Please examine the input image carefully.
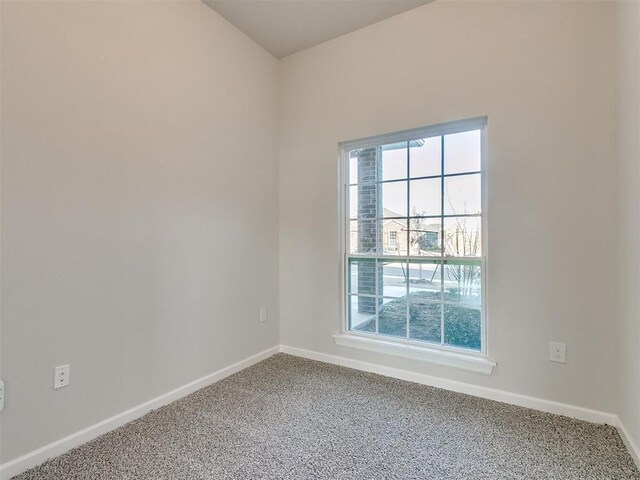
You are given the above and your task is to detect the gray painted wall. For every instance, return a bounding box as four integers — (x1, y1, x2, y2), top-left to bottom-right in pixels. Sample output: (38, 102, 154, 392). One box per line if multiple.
(0, 0, 279, 463)
(616, 0, 640, 460)
(278, 0, 618, 413)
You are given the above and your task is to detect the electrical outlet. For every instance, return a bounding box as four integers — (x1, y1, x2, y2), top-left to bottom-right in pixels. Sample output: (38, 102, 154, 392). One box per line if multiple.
(260, 307, 267, 323)
(54, 364, 70, 390)
(0, 379, 4, 412)
(549, 342, 566, 364)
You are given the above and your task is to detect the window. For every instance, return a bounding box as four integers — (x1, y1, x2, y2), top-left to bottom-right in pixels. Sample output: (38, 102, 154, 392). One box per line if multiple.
(341, 118, 487, 358)
(388, 230, 398, 247)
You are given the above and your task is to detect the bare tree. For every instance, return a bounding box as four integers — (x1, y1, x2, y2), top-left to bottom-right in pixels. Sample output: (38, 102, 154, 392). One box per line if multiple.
(443, 193, 481, 301)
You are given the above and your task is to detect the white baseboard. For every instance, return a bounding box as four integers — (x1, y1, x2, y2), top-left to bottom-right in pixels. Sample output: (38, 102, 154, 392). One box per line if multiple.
(279, 345, 618, 426)
(0, 345, 280, 480)
(616, 418, 640, 470)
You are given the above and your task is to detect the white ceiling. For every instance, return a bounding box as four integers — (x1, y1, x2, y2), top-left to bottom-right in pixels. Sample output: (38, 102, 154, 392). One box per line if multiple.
(202, 0, 432, 58)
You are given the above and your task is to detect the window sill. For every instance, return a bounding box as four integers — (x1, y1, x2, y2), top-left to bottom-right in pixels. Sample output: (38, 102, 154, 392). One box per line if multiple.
(333, 334, 496, 375)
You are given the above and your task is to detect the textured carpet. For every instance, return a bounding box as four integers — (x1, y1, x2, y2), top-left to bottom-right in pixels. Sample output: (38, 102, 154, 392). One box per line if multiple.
(14, 354, 640, 479)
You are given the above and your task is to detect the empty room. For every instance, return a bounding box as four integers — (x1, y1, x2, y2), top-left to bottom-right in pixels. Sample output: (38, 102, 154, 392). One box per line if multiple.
(0, 0, 639, 478)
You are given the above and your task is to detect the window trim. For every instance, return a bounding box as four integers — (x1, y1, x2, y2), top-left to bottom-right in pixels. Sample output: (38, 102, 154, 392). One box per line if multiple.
(332, 333, 495, 375)
(337, 117, 493, 374)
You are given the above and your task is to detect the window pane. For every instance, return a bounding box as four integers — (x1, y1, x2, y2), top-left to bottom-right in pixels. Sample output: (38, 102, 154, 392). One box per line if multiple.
(346, 124, 483, 352)
(382, 181, 407, 217)
(382, 219, 407, 256)
(409, 178, 441, 217)
(444, 130, 481, 174)
(348, 258, 376, 296)
(349, 147, 378, 184)
(348, 150, 358, 184)
(408, 260, 441, 302)
(443, 217, 481, 257)
(380, 142, 407, 181)
(349, 219, 380, 255)
(380, 261, 407, 298)
(409, 219, 441, 256)
(444, 173, 481, 216)
(409, 302, 441, 343)
(410, 136, 441, 178)
(349, 185, 358, 219)
(443, 259, 481, 306)
(379, 297, 407, 338)
(349, 295, 376, 333)
(444, 304, 481, 350)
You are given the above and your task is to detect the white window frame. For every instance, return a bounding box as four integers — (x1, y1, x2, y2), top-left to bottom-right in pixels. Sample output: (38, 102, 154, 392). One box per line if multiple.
(336, 117, 495, 375)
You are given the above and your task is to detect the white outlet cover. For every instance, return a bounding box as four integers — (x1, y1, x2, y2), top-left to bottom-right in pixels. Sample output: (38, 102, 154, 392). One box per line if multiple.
(260, 307, 267, 323)
(54, 364, 70, 390)
(549, 342, 566, 364)
(0, 379, 4, 412)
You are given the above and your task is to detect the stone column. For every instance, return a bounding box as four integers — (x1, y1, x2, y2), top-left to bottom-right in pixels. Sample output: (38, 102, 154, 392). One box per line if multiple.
(356, 147, 383, 314)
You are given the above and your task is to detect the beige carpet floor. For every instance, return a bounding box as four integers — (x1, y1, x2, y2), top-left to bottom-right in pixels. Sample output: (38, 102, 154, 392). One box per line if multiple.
(14, 353, 640, 479)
